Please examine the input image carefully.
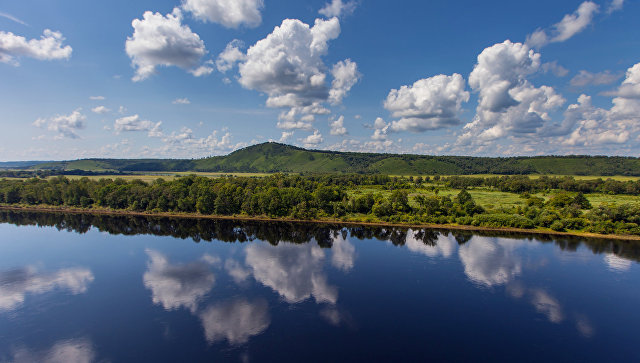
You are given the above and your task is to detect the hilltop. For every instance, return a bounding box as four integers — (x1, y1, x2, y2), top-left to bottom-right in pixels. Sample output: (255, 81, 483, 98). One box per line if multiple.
(25, 142, 640, 175)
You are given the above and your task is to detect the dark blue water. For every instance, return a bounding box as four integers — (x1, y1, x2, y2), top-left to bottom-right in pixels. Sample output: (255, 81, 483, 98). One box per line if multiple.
(0, 211, 639, 362)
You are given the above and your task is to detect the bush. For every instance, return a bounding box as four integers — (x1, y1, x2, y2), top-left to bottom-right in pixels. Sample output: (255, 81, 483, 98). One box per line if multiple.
(550, 220, 565, 231)
(563, 218, 588, 230)
(455, 216, 474, 225)
(526, 196, 545, 208)
(572, 192, 592, 209)
(546, 192, 574, 208)
(535, 210, 561, 228)
(472, 214, 535, 229)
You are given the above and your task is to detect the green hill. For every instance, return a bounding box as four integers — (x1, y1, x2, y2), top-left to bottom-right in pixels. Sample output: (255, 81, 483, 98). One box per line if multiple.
(29, 142, 640, 176)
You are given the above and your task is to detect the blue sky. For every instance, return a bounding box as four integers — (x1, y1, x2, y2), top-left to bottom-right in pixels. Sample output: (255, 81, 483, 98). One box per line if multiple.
(0, 0, 638, 161)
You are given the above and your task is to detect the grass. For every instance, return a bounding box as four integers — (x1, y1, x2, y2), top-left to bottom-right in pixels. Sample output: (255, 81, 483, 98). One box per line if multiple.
(346, 184, 639, 211)
(45, 172, 271, 182)
(390, 174, 640, 181)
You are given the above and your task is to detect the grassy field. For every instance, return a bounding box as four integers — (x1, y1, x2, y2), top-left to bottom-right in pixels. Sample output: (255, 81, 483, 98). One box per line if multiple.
(390, 174, 640, 181)
(14, 172, 637, 183)
(347, 184, 639, 211)
(42, 172, 271, 182)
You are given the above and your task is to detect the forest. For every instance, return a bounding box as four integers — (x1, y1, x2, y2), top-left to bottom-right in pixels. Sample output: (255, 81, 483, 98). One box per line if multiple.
(27, 142, 640, 175)
(1, 173, 639, 237)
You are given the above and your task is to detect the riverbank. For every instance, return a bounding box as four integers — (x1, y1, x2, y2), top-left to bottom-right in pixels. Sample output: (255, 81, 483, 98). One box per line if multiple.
(3, 204, 640, 242)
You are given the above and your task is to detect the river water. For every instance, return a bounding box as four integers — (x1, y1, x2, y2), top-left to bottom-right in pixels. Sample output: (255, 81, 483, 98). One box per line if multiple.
(0, 211, 638, 362)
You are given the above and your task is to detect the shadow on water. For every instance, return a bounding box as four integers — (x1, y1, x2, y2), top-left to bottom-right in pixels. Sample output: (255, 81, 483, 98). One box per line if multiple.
(1, 210, 639, 262)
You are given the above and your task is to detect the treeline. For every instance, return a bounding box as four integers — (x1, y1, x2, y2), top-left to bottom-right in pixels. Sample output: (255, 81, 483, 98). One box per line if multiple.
(444, 175, 640, 195)
(0, 169, 130, 179)
(1, 174, 639, 236)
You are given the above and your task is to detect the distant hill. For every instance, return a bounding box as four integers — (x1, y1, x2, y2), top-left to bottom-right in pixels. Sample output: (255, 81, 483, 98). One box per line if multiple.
(0, 161, 54, 169)
(27, 142, 640, 176)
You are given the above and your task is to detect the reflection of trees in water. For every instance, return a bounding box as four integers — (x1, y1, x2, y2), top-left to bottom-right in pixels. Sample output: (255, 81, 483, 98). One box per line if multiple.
(1, 210, 638, 262)
(405, 230, 457, 258)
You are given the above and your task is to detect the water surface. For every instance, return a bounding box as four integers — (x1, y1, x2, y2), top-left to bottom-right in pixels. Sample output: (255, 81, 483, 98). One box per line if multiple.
(0, 211, 638, 362)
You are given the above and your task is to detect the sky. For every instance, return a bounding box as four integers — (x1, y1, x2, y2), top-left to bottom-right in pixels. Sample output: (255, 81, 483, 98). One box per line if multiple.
(0, 0, 639, 161)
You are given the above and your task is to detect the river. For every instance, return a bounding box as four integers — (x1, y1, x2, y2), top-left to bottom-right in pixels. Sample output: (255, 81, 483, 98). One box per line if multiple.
(0, 211, 638, 362)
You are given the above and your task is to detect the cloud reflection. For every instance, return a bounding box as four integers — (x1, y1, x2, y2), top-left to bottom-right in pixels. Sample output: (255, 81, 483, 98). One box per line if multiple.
(0, 266, 94, 312)
(530, 289, 564, 323)
(603, 253, 632, 272)
(331, 233, 355, 271)
(10, 338, 96, 363)
(199, 298, 270, 345)
(245, 242, 338, 304)
(575, 314, 595, 337)
(405, 229, 457, 258)
(143, 249, 215, 312)
(224, 259, 251, 284)
(458, 238, 523, 287)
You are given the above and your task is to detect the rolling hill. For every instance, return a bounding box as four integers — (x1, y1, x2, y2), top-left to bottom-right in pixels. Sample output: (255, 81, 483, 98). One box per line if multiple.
(27, 142, 640, 175)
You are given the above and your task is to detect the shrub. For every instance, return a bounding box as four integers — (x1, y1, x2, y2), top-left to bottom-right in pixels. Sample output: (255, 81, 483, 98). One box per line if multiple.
(550, 220, 565, 231)
(472, 214, 535, 229)
(455, 216, 474, 225)
(563, 218, 588, 230)
(572, 192, 592, 209)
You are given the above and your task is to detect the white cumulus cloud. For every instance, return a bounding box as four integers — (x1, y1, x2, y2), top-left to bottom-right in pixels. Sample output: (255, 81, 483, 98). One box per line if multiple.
(554, 63, 640, 149)
(158, 127, 246, 157)
(301, 130, 324, 147)
(458, 41, 565, 147)
(329, 115, 347, 136)
(91, 105, 110, 114)
(329, 59, 360, 104)
(279, 131, 294, 143)
(0, 29, 72, 65)
(319, 0, 358, 18)
(238, 17, 341, 129)
(114, 114, 163, 137)
(216, 39, 245, 73)
(182, 0, 264, 28)
(33, 109, 87, 139)
(125, 8, 211, 81)
(385, 73, 469, 132)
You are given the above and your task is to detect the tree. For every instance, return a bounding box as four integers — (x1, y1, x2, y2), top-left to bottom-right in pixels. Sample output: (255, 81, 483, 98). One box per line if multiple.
(572, 192, 592, 209)
(455, 189, 473, 205)
(389, 190, 410, 213)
